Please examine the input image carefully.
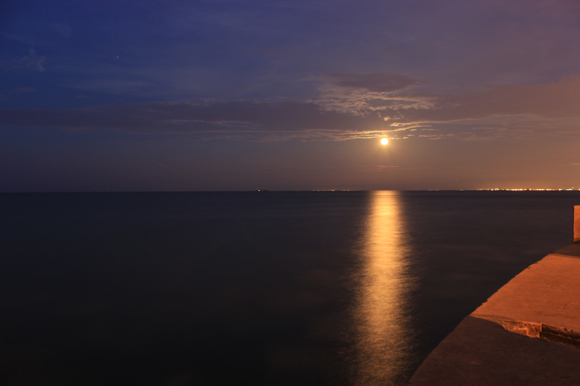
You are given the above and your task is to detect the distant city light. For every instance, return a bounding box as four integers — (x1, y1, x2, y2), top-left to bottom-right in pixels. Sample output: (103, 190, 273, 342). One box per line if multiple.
(477, 188, 580, 191)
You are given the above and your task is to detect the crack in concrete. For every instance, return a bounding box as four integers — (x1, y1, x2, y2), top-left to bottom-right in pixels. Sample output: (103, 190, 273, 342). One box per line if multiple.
(475, 315, 580, 349)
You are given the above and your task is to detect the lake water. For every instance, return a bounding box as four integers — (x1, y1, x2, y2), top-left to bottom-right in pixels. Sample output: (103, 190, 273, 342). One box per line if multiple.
(1, 191, 579, 385)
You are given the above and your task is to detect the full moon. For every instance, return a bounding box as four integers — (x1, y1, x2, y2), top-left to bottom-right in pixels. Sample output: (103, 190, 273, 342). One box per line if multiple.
(381, 138, 389, 145)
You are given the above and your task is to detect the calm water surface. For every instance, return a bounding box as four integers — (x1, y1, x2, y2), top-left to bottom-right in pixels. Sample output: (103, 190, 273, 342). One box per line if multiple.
(1, 191, 579, 385)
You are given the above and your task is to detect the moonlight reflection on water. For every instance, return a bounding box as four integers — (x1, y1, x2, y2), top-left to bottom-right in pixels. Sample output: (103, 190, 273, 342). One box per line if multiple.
(354, 190, 416, 385)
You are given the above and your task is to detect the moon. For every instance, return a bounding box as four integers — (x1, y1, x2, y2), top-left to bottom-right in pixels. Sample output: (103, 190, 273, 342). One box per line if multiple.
(381, 138, 389, 145)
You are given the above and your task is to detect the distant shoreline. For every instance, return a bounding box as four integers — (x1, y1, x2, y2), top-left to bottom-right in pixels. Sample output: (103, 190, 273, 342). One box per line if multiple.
(2, 189, 580, 194)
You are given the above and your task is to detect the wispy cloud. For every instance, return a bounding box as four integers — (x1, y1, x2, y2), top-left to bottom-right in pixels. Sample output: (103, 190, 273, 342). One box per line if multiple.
(322, 73, 429, 93)
(3, 74, 580, 142)
(387, 75, 580, 122)
(314, 74, 580, 140)
(0, 100, 392, 141)
(311, 73, 433, 116)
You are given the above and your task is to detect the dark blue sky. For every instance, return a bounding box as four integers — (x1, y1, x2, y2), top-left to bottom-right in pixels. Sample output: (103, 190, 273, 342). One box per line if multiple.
(2, 0, 580, 191)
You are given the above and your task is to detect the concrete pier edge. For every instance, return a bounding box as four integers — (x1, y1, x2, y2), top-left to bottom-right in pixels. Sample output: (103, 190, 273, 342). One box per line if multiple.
(409, 211, 580, 385)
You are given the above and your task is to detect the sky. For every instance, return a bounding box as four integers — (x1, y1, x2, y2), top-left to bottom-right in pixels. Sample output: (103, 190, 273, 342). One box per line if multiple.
(1, 0, 580, 191)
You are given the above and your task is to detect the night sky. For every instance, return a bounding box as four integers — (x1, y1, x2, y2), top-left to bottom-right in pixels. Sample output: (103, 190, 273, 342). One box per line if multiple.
(2, 0, 580, 191)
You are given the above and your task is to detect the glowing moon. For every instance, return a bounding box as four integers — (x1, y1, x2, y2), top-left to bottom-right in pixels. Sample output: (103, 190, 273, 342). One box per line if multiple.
(381, 138, 389, 145)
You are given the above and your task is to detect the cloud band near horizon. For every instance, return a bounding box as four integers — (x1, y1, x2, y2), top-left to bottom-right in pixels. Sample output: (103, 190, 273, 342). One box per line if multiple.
(2, 75, 580, 141)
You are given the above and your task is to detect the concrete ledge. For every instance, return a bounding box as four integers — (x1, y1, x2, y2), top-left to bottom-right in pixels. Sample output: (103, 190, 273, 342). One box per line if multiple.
(409, 244, 580, 385)
(472, 251, 580, 333)
(409, 316, 580, 385)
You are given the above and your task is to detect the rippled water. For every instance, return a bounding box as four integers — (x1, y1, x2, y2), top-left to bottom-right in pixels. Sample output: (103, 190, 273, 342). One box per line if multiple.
(352, 191, 415, 385)
(1, 191, 578, 385)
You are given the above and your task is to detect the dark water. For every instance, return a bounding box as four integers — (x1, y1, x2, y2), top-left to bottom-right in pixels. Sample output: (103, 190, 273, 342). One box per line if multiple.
(1, 191, 578, 385)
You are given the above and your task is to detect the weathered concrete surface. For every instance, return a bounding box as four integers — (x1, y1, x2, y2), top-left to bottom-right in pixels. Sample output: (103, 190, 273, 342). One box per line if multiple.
(409, 316, 580, 385)
(473, 252, 580, 335)
(409, 244, 580, 385)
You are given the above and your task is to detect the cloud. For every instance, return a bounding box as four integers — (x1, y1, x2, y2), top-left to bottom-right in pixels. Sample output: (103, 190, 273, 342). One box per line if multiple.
(313, 74, 580, 140)
(0, 100, 392, 141)
(2, 74, 580, 142)
(351, 75, 580, 140)
(324, 73, 429, 93)
(315, 73, 580, 124)
(311, 73, 433, 116)
(385, 75, 580, 123)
